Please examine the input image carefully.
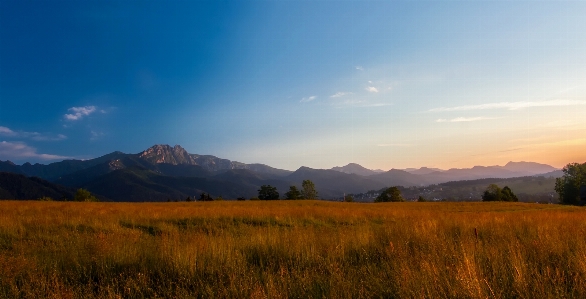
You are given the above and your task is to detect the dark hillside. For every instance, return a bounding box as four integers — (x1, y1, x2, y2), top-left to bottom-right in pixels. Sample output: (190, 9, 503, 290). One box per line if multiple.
(82, 167, 265, 201)
(0, 172, 74, 200)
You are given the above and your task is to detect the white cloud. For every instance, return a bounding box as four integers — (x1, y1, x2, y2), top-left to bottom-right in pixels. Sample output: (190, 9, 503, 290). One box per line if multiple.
(0, 141, 70, 161)
(365, 86, 379, 93)
(356, 66, 364, 71)
(428, 99, 586, 112)
(300, 96, 317, 103)
(0, 126, 16, 136)
(64, 106, 97, 121)
(436, 117, 497, 123)
(330, 92, 351, 98)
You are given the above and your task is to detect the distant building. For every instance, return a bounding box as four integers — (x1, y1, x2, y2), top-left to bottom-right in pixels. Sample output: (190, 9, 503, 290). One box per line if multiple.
(580, 185, 586, 202)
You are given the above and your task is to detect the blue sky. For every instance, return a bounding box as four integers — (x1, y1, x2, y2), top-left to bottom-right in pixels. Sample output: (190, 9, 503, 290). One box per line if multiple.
(1, 1, 586, 170)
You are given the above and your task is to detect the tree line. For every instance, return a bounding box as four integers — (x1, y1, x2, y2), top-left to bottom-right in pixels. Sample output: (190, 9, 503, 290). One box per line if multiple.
(36, 162, 586, 204)
(257, 180, 318, 200)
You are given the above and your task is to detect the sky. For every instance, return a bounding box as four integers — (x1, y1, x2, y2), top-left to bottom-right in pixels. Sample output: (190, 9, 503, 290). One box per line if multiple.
(1, 0, 586, 171)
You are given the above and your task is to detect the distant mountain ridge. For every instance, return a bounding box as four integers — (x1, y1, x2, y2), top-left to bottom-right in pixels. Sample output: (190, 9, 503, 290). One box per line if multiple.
(330, 161, 558, 185)
(0, 144, 562, 202)
(331, 163, 380, 176)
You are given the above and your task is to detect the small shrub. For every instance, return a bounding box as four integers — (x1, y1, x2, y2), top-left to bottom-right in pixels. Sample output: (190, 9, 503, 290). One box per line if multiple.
(74, 189, 99, 202)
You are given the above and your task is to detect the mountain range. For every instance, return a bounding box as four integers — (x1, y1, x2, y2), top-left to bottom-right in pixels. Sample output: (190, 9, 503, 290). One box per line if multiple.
(0, 144, 560, 201)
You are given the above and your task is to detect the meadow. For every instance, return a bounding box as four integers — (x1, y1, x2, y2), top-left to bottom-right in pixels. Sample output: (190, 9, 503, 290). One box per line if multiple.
(0, 200, 585, 298)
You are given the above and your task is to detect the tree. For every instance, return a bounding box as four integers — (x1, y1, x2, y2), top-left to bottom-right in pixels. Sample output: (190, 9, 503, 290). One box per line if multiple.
(500, 186, 518, 202)
(199, 193, 213, 201)
(74, 188, 98, 202)
(555, 162, 586, 205)
(482, 184, 502, 201)
(482, 184, 518, 202)
(258, 185, 279, 200)
(375, 187, 404, 202)
(344, 194, 354, 202)
(285, 186, 302, 200)
(417, 196, 427, 202)
(301, 180, 318, 199)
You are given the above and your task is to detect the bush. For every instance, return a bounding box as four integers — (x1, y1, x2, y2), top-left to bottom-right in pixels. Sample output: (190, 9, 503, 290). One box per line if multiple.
(375, 187, 404, 202)
(258, 185, 279, 200)
(74, 189, 99, 202)
(285, 186, 302, 200)
(482, 184, 518, 202)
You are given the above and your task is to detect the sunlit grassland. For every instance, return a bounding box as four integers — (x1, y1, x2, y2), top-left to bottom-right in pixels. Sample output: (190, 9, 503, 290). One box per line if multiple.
(0, 200, 585, 298)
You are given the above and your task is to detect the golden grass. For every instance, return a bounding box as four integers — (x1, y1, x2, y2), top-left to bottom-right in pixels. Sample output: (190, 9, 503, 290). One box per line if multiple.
(0, 200, 585, 298)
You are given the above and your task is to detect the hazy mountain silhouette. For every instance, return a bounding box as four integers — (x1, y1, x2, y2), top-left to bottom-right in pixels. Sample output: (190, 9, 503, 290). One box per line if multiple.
(287, 167, 386, 197)
(403, 167, 444, 175)
(331, 161, 559, 185)
(330, 163, 379, 176)
(369, 169, 432, 187)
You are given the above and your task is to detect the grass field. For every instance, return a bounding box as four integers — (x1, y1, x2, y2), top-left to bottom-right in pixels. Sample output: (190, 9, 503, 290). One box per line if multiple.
(1, 200, 585, 298)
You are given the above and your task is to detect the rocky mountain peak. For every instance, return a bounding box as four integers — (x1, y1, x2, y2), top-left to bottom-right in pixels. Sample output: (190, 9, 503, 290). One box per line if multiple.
(139, 144, 196, 165)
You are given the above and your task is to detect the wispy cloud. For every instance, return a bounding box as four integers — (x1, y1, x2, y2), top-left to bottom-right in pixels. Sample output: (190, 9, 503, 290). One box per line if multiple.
(361, 103, 392, 107)
(28, 133, 68, 141)
(0, 126, 67, 141)
(64, 106, 97, 121)
(0, 141, 70, 161)
(0, 126, 16, 136)
(436, 117, 498, 123)
(428, 99, 586, 112)
(365, 86, 379, 93)
(355, 66, 364, 71)
(333, 100, 392, 108)
(90, 131, 105, 141)
(377, 143, 413, 147)
(330, 92, 351, 98)
(499, 147, 524, 153)
(300, 96, 317, 103)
